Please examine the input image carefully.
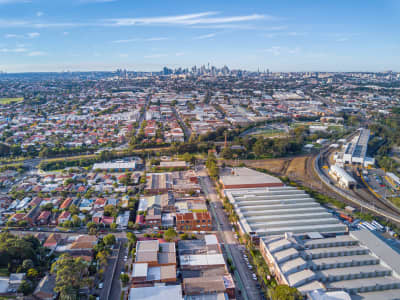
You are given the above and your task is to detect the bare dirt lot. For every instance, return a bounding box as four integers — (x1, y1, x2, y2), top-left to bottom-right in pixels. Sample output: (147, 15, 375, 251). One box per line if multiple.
(225, 156, 310, 178)
(224, 155, 327, 192)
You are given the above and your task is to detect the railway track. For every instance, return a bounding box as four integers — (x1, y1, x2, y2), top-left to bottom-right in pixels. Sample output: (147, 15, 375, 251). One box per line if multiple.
(314, 151, 400, 225)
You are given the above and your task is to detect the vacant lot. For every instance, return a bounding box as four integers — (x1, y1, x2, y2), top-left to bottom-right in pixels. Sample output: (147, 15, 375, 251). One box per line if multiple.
(0, 97, 24, 104)
(224, 155, 320, 186)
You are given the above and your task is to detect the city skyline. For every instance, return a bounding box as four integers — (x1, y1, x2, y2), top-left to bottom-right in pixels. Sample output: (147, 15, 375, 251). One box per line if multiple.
(0, 0, 400, 72)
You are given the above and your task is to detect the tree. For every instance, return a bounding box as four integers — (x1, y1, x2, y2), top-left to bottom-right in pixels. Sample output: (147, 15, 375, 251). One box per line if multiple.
(41, 203, 53, 211)
(89, 227, 97, 235)
(269, 285, 302, 300)
(51, 254, 90, 300)
(110, 223, 117, 231)
(96, 251, 108, 267)
(27, 268, 39, 279)
(221, 147, 233, 159)
(179, 233, 189, 240)
(104, 205, 118, 217)
(18, 280, 34, 295)
(126, 232, 137, 244)
(22, 259, 34, 271)
(163, 228, 177, 242)
(69, 204, 79, 215)
(86, 222, 97, 230)
(253, 138, 266, 157)
(72, 215, 81, 227)
(120, 273, 129, 286)
(103, 234, 116, 246)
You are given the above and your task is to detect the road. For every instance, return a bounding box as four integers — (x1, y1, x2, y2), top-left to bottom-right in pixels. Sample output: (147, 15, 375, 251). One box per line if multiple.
(172, 106, 191, 141)
(135, 94, 152, 137)
(198, 167, 263, 300)
(108, 238, 127, 300)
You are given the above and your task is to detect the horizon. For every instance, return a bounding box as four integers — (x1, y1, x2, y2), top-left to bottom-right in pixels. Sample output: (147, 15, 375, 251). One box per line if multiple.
(0, 67, 398, 74)
(0, 0, 399, 72)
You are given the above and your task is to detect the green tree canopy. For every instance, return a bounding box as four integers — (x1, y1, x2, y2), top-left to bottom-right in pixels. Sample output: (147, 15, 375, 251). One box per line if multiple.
(269, 284, 302, 300)
(163, 228, 177, 242)
(51, 254, 90, 300)
(103, 234, 116, 246)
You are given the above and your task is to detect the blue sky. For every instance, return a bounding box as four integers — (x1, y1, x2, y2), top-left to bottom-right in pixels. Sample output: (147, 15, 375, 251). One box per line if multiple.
(0, 0, 399, 72)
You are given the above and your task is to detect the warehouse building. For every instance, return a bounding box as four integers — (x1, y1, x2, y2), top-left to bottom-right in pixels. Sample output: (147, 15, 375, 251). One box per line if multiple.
(92, 160, 136, 172)
(219, 167, 284, 189)
(225, 186, 347, 237)
(338, 128, 375, 167)
(260, 230, 400, 298)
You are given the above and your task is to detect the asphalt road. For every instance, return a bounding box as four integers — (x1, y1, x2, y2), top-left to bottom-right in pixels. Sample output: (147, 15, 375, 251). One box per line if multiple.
(198, 167, 263, 300)
(172, 106, 192, 140)
(108, 239, 127, 300)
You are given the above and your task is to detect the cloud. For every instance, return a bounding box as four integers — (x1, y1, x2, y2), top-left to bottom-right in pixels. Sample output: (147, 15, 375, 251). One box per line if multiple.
(79, 0, 117, 3)
(0, 19, 84, 28)
(27, 32, 40, 38)
(336, 37, 349, 42)
(264, 46, 282, 56)
(4, 32, 40, 39)
(175, 52, 185, 56)
(0, 47, 27, 53)
(193, 33, 216, 40)
(5, 33, 21, 38)
(63, 31, 69, 35)
(262, 46, 301, 56)
(27, 51, 46, 56)
(36, 11, 44, 17)
(144, 54, 167, 58)
(263, 31, 307, 38)
(106, 12, 267, 27)
(0, 0, 30, 3)
(112, 37, 168, 43)
(0, 12, 272, 29)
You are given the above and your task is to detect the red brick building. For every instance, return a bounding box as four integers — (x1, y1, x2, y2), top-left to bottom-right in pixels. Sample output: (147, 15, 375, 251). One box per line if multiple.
(176, 212, 212, 231)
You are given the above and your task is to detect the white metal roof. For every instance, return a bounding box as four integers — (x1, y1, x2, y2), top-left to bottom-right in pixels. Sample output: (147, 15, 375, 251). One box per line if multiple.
(132, 263, 148, 278)
(129, 285, 183, 300)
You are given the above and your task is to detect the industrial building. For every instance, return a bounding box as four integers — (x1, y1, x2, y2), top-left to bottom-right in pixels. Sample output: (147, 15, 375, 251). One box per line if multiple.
(260, 230, 400, 298)
(92, 160, 136, 172)
(386, 172, 400, 190)
(336, 128, 375, 167)
(225, 186, 347, 237)
(128, 285, 183, 300)
(219, 167, 284, 190)
(329, 165, 356, 189)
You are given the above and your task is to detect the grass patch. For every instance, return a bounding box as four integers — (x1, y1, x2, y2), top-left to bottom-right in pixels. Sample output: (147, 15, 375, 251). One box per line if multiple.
(251, 129, 287, 138)
(389, 197, 400, 209)
(0, 267, 9, 276)
(0, 97, 23, 105)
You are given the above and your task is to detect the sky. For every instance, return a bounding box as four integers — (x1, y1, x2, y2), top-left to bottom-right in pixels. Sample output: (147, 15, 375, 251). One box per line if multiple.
(0, 0, 399, 72)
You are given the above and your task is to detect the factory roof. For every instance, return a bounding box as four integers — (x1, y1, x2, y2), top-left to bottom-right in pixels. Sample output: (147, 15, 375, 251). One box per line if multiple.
(132, 263, 148, 278)
(225, 186, 347, 236)
(129, 285, 183, 300)
(220, 167, 282, 187)
(261, 231, 400, 298)
(351, 229, 400, 276)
